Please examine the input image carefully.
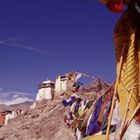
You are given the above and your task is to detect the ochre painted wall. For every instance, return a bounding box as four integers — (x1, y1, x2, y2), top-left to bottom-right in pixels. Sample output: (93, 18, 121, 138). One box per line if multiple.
(0, 113, 5, 125)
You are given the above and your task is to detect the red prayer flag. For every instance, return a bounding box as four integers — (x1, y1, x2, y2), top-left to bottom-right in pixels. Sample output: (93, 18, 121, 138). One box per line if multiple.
(106, 0, 123, 13)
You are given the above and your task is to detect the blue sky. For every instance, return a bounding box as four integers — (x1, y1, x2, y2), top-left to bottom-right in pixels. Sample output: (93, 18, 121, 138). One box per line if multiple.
(0, 0, 121, 104)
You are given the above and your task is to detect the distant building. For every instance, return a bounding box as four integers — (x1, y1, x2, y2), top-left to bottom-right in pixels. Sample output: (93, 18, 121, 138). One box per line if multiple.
(5, 109, 22, 125)
(35, 73, 76, 101)
(0, 109, 22, 126)
(36, 80, 55, 101)
(55, 75, 74, 95)
(0, 112, 6, 127)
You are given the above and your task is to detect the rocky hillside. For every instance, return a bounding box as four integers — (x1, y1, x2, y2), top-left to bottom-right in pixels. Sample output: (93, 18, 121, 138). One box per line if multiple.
(0, 79, 110, 140)
(0, 97, 74, 140)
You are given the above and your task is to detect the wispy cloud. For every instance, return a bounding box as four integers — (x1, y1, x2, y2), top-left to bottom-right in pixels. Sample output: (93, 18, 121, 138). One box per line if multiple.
(0, 97, 33, 106)
(0, 88, 33, 105)
(0, 37, 56, 56)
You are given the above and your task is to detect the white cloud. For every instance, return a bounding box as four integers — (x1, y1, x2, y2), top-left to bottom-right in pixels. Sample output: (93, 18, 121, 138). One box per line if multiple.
(0, 97, 33, 106)
(0, 89, 34, 105)
(13, 94, 20, 98)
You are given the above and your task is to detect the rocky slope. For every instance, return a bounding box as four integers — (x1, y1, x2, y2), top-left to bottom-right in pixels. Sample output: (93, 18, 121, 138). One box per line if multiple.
(0, 97, 74, 140)
(0, 79, 109, 140)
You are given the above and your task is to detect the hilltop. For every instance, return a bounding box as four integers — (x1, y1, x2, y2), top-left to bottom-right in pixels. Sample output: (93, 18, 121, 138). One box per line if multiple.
(0, 79, 109, 140)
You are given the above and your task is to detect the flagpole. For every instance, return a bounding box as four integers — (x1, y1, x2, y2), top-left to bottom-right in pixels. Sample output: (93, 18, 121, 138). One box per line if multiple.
(105, 46, 125, 140)
(118, 87, 135, 140)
